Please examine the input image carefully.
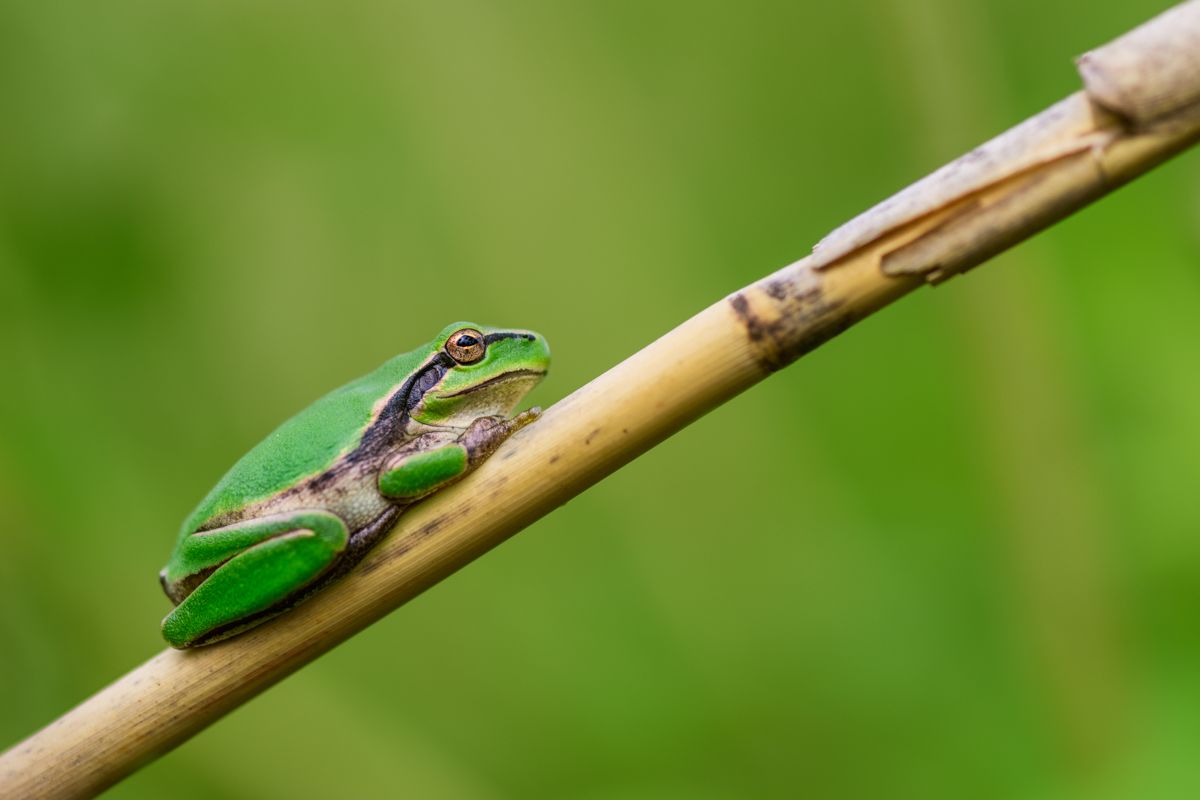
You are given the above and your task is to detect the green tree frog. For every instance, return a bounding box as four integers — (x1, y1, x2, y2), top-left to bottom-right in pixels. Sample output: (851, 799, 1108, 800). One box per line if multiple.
(159, 322, 550, 648)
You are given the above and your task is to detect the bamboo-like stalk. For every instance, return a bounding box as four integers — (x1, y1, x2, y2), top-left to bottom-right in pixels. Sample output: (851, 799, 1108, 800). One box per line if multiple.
(4, 3, 1200, 796)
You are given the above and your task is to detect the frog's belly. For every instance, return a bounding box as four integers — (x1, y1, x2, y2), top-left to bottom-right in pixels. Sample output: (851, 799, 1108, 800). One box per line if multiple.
(245, 467, 393, 533)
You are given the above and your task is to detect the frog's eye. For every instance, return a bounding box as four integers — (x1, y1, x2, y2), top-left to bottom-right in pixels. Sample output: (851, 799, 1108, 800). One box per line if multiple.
(445, 328, 486, 364)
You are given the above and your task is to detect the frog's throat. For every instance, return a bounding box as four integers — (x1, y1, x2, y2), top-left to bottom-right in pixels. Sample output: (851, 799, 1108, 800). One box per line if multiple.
(441, 369, 547, 398)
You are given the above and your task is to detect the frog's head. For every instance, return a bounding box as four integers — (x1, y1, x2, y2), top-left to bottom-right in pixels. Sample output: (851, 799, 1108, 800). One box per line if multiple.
(409, 321, 550, 428)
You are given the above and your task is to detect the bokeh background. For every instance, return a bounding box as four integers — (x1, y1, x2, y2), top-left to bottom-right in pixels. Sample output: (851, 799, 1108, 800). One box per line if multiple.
(3, 1, 1199, 797)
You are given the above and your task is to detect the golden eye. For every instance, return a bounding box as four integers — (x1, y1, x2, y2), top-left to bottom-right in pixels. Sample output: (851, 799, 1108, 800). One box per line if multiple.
(445, 328, 486, 364)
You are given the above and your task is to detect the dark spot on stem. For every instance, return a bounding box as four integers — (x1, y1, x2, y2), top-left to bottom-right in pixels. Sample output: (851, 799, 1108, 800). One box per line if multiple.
(418, 517, 444, 538)
(765, 279, 790, 301)
(728, 293, 761, 341)
(728, 274, 851, 372)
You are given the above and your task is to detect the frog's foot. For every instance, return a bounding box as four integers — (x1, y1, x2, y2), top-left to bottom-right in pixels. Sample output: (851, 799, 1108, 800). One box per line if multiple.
(161, 510, 349, 648)
(459, 407, 540, 462)
(378, 410, 541, 501)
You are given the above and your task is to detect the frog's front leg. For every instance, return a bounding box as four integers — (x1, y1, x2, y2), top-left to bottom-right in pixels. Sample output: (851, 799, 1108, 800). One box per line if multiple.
(378, 409, 540, 501)
(160, 510, 349, 648)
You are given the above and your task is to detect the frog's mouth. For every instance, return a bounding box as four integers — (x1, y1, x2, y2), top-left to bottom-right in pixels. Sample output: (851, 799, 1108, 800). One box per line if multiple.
(441, 368, 547, 398)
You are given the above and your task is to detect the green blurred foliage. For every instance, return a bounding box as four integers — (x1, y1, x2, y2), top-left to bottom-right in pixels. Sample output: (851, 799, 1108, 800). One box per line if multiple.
(2, 1, 1199, 797)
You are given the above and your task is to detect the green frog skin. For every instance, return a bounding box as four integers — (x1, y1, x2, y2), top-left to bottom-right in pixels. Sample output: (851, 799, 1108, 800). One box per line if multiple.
(159, 322, 550, 648)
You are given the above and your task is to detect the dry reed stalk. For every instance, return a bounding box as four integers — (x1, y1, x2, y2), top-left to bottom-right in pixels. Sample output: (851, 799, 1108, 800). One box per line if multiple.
(3, 2, 1199, 796)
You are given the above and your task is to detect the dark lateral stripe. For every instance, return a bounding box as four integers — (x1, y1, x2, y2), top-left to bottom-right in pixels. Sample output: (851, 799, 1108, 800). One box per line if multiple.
(483, 331, 535, 344)
(347, 351, 453, 464)
(346, 334, 531, 464)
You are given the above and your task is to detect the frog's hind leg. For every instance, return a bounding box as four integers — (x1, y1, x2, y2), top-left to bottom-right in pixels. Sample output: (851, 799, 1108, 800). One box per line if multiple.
(161, 510, 349, 648)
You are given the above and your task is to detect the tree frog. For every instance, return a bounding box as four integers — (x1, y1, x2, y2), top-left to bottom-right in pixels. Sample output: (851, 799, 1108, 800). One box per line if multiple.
(159, 322, 550, 648)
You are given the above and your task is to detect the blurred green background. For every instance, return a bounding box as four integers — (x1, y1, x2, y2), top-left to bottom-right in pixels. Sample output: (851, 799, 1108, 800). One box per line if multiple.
(2, 0, 1199, 797)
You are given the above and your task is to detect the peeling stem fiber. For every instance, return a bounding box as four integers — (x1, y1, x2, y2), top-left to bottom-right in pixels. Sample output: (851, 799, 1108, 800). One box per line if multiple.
(4, 2, 1200, 797)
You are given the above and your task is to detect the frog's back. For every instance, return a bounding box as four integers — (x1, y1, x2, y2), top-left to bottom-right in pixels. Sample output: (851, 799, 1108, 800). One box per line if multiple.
(179, 350, 425, 536)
